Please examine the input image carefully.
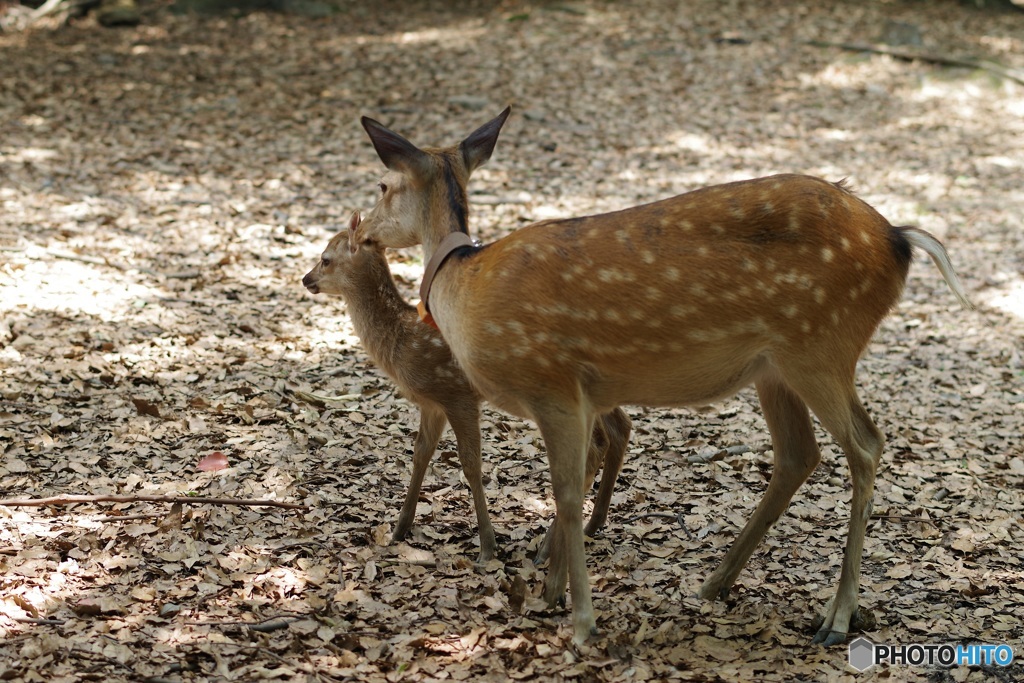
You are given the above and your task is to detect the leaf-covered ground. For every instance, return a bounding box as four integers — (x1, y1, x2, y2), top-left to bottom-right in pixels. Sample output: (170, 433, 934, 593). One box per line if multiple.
(1, 1, 1023, 680)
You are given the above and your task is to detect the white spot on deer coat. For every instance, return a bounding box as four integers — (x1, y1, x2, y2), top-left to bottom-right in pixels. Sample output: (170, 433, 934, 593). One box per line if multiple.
(671, 304, 696, 317)
(688, 328, 724, 342)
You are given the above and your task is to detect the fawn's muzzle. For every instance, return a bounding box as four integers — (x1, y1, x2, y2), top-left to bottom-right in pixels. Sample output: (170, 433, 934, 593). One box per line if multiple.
(302, 271, 319, 294)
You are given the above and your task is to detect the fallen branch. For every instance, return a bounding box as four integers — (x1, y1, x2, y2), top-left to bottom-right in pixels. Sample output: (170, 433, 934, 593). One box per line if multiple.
(13, 616, 67, 625)
(805, 40, 1024, 86)
(184, 615, 299, 632)
(0, 494, 307, 510)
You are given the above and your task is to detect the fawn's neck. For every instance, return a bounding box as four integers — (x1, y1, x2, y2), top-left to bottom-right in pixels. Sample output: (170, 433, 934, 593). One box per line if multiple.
(344, 257, 416, 371)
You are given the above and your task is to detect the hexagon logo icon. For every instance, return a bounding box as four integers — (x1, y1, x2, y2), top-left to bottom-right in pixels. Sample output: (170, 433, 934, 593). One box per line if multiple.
(849, 637, 876, 672)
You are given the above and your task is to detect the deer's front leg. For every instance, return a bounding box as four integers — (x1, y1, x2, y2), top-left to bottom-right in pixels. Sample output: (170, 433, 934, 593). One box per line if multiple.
(535, 403, 596, 644)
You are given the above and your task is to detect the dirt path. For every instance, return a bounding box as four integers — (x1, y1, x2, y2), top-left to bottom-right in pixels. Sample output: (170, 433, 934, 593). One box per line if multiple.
(1, 1, 1022, 680)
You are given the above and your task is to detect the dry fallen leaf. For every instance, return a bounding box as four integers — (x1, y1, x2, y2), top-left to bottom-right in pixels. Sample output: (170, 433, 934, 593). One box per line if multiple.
(196, 451, 229, 472)
(131, 397, 161, 419)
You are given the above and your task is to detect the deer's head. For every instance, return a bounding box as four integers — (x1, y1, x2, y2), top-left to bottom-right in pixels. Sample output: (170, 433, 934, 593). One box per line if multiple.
(350, 107, 511, 253)
(304, 211, 385, 297)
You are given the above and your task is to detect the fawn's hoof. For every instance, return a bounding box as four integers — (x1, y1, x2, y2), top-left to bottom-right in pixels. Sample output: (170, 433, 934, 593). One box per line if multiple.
(697, 581, 729, 601)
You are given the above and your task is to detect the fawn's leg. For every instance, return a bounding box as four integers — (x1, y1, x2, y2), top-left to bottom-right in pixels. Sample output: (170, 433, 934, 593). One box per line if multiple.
(394, 405, 446, 543)
(445, 400, 497, 563)
(699, 373, 821, 600)
(535, 402, 596, 644)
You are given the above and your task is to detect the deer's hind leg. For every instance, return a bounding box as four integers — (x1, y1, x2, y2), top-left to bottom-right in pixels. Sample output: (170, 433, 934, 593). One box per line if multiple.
(699, 372, 822, 600)
(534, 407, 631, 563)
(794, 381, 883, 645)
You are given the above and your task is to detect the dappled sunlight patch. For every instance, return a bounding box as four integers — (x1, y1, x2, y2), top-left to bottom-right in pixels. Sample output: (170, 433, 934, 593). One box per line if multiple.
(390, 24, 487, 47)
(2, 255, 158, 320)
(986, 277, 1024, 321)
(1, 145, 60, 162)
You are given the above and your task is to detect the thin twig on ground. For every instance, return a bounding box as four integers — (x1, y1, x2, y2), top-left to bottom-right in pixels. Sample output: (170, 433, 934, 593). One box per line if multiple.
(13, 617, 67, 625)
(0, 494, 307, 510)
(805, 40, 1024, 85)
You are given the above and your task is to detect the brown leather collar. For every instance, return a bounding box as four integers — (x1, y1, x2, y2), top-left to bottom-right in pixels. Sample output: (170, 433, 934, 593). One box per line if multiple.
(419, 231, 475, 318)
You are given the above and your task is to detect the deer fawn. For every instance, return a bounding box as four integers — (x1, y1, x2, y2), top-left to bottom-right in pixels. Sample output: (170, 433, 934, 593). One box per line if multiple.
(303, 210, 632, 563)
(347, 107, 972, 646)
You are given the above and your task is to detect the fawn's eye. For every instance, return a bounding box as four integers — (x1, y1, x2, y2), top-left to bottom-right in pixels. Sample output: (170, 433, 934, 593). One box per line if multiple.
(321, 257, 331, 267)
(378, 182, 388, 195)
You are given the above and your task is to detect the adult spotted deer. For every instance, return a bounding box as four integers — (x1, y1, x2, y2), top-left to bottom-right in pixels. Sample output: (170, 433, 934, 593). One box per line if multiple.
(349, 107, 971, 645)
(303, 211, 631, 563)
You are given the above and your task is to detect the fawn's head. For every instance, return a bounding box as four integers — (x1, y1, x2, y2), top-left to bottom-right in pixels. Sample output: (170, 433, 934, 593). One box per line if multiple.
(303, 211, 385, 297)
(351, 107, 511, 252)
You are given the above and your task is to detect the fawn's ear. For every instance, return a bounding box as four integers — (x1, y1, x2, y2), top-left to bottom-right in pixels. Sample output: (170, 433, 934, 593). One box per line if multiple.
(361, 116, 432, 177)
(460, 106, 511, 175)
(347, 210, 362, 254)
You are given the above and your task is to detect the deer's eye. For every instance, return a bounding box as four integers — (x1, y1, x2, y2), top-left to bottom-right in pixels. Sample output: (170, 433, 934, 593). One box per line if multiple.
(321, 257, 331, 267)
(378, 182, 388, 195)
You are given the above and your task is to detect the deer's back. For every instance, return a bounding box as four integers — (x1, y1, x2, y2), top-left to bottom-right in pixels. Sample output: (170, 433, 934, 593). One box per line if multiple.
(430, 175, 912, 414)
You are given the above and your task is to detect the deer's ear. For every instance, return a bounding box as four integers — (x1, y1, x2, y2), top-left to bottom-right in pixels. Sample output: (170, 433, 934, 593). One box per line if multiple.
(361, 117, 432, 177)
(347, 210, 361, 232)
(459, 106, 511, 175)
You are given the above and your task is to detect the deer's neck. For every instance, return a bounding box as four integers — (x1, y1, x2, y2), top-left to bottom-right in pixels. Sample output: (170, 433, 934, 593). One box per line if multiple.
(422, 153, 472, 261)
